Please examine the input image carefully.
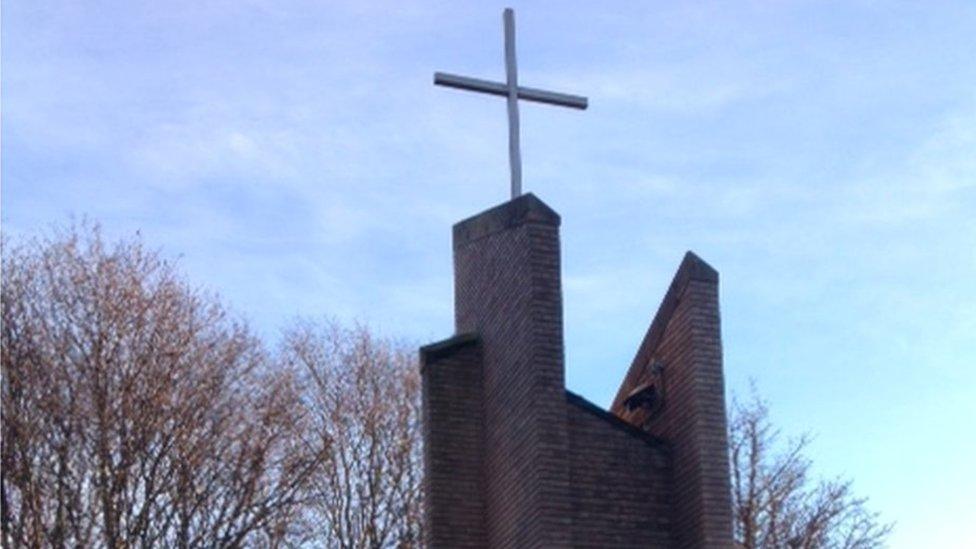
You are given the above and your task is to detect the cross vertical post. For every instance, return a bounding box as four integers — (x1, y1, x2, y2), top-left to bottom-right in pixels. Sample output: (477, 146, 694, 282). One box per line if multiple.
(434, 8, 588, 200)
(503, 8, 522, 198)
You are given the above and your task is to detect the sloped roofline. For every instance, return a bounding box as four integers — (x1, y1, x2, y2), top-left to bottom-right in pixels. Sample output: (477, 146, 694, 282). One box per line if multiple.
(566, 390, 667, 449)
(609, 251, 718, 413)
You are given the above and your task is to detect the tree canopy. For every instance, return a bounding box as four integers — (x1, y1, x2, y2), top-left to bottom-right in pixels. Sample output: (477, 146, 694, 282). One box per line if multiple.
(2, 225, 888, 548)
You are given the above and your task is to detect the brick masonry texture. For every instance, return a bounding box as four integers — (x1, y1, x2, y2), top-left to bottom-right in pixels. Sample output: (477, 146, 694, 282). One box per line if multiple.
(420, 194, 733, 548)
(453, 194, 572, 548)
(566, 391, 674, 548)
(612, 253, 734, 548)
(421, 334, 487, 548)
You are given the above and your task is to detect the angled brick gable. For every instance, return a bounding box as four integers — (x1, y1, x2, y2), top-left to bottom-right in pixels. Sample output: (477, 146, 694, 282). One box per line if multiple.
(612, 252, 733, 548)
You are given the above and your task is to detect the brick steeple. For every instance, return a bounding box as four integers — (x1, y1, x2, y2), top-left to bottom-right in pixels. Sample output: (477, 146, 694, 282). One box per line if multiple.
(421, 195, 733, 548)
(423, 193, 570, 548)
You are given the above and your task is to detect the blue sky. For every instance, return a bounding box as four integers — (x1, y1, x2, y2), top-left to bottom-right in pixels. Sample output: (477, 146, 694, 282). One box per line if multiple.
(3, 1, 975, 546)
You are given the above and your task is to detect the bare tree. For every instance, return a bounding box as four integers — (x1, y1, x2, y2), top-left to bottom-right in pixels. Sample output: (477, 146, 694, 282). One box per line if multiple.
(281, 321, 423, 549)
(5, 223, 893, 549)
(1, 225, 325, 548)
(730, 391, 892, 549)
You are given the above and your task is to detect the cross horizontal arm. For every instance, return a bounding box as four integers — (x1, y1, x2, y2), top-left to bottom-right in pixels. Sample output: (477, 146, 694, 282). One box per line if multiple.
(434, 72, 588, 110)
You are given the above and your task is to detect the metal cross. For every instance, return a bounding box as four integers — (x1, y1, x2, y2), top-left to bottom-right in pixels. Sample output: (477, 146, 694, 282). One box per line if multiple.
(435, 8, 588, 199)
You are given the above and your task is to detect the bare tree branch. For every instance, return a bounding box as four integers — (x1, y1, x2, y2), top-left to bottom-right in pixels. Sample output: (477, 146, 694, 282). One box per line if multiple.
(730, 389, 893, 549)
(282, 321, 424, 548)
(1, 225, 325, 548)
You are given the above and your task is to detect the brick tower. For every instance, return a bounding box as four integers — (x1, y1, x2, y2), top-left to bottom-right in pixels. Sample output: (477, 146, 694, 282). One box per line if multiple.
(421, 194, 733, 548)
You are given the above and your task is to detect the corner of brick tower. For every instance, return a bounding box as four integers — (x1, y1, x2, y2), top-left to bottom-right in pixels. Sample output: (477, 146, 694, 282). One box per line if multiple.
(611, 251, 734, 548)
(425, 193, 571, 548)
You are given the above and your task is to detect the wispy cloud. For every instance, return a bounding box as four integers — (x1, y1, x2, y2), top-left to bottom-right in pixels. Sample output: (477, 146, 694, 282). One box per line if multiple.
(4, 3, 976, 546)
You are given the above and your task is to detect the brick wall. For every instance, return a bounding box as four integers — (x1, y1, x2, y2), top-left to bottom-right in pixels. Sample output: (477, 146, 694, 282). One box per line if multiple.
(612, 253, 734, 548)
(452, 194, 573, 548)
(420, 334, 487, 548)
(565, 392, 675, 548)
(421, 195, 733, 549)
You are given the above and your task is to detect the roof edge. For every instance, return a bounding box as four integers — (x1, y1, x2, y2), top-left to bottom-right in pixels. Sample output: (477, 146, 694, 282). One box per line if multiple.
(453, 193, 560, 248)
(566, 390, 667, 449)
(419, 333, 480, 370)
